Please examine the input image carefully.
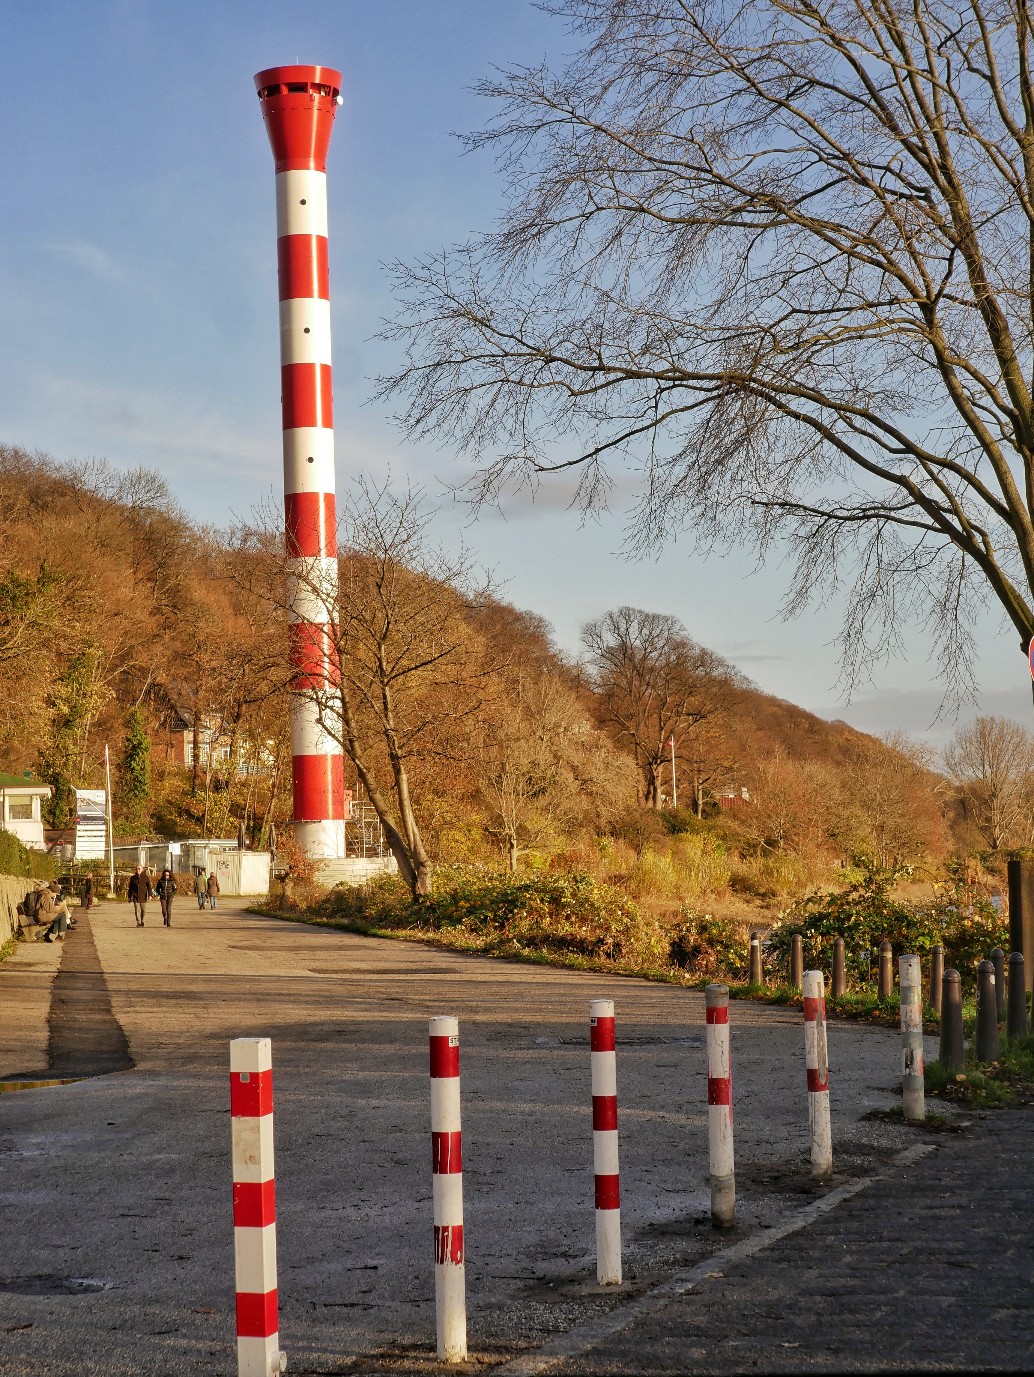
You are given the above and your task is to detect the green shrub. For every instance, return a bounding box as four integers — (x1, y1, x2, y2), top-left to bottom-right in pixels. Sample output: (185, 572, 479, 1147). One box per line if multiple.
(0, 828, 57, 880)
(318, 864, 665, 965)
(667, 911, 749, 978)
(770, 863, 1007, 989)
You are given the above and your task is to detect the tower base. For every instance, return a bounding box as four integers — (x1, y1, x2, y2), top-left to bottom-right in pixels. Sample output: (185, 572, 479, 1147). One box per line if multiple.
(294, 819, 346, 860)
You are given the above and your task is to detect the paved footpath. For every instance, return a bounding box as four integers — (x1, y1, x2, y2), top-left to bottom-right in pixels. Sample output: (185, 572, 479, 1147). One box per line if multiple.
(0, 895, 1019, 1374)
(522, 1109, 1034, 1374)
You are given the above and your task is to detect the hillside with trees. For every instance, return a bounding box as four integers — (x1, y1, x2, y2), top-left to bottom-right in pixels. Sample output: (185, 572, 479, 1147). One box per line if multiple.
(1, 442, 1023, 926)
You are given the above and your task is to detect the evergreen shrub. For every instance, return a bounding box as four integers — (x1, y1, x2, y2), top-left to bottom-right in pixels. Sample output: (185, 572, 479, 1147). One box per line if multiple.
(0, 828, 57, 880)
(769, 862, 1007, 989)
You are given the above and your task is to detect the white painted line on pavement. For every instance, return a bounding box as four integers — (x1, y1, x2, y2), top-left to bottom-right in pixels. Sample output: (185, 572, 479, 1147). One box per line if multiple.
(494, 1142, 936, 1376)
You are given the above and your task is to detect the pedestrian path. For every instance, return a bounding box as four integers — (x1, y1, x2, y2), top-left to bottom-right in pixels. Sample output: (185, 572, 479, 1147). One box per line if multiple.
(550, 1109, 1034, 1373)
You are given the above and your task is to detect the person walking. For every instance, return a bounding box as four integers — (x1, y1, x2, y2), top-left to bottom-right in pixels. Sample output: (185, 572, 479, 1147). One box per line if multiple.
(82, 875, 94, 911)
(127, 864, 153, 927)
(156, 868, 177, 927)
(194, 870, 207, 910)
(206, 871, 220, 910)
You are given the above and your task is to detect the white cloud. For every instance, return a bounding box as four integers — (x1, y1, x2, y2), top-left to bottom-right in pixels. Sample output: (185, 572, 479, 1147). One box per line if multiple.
(32, 372, 277, 476)
(46, 240, 128, 286)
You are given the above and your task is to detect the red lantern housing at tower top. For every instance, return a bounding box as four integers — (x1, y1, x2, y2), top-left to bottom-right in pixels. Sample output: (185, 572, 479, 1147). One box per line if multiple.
(255, 66, 342, 171)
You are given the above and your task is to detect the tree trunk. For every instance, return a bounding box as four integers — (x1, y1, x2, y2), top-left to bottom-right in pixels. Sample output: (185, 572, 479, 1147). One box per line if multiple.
(507, 834, 518, 872)
(191, 714, 201, 796)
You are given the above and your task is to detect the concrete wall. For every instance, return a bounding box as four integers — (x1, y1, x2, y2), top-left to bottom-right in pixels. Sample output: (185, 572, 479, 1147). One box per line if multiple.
(0, 874, 34, 945)
(317, 856, 398, 888)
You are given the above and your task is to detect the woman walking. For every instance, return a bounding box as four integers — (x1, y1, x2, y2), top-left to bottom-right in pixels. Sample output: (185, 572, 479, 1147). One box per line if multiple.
(206, 871, 220, 910)
(156, 868, 177, 927)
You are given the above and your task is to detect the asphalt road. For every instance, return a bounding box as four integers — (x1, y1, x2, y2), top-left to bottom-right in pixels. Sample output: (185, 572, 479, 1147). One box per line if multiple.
(0, 895, 936, 1375)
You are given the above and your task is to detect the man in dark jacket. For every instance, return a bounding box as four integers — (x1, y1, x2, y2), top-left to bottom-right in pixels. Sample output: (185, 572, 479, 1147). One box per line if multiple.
(127, 865, 153, 926)
(155, 868, 177, 927)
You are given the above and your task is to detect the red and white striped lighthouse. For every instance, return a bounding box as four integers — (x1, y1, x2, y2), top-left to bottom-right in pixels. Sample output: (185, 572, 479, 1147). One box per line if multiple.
(255, 64, 346, 859)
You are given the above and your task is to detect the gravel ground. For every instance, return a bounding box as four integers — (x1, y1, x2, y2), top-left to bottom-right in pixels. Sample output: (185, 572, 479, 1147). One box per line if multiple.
(0, 896, 936, 1375)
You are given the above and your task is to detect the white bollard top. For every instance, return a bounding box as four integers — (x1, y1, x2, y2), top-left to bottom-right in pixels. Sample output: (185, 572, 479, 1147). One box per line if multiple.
(429, 1015, 459, 1038)
(230, 1037, 272, 1074)
(590, 999, 615, 1020)
(802, 969, 825, 1001)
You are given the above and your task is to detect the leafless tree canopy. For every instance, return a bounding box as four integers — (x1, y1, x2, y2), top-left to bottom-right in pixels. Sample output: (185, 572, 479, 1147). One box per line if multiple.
(945, 712, 1034, 847)
(380, 0, 1034, 698)
(582, 605, 746, 804)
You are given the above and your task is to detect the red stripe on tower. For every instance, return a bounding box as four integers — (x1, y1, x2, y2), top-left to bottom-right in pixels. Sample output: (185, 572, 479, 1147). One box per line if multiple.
(256, 64, 346, 860)
(230, 1038, 283, 1377)
(278, 235, 330, 301)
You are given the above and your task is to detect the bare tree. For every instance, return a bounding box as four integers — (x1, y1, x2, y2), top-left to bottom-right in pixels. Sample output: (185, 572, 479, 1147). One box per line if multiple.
(582, 606, 744, 806)
(380, 0, 1034, 699)
(831, 732, 949, 866)
(477, 666, 634, 868)
(945, 715, 1034, 850)
(235, 483, 495, 899)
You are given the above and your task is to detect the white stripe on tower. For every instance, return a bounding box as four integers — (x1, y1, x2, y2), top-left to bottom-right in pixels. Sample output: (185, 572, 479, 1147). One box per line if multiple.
(255, 65, 346, 860)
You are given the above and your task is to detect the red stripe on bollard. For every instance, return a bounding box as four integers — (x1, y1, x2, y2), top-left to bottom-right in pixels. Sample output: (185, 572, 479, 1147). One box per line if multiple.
(432, 1130, 463, 1173)
(707, 1076, 731, 1106)
(594, 1174, 621, 1210)
(430, 1036, 460, 1078)
(235, 1290, 279, 1338)
(232, 1180, 277, 1230)
(230, 1070, 274, 1118)
(433, 1223, 465, 1265)
(592, 1095, 618, 1131)
(705, 1004, 729, 1025)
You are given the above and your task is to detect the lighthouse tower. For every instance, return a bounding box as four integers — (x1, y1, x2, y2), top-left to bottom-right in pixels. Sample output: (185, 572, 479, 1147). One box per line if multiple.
(255, 65, 346, 859)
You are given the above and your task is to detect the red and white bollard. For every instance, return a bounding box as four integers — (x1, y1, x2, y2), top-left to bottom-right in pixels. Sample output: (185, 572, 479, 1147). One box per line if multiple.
(429, 1016, 467, 1362)
(230, 1037, 285, 1377)
(803, 970, 833, 1181)
(590, 999, 621, 1285)
(705, 984, 736, 1228)
(899, 954, 926, 1122)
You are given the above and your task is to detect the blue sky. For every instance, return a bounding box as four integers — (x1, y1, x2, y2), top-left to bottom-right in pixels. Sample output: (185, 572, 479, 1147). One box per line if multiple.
(1, 0, 1030, 745)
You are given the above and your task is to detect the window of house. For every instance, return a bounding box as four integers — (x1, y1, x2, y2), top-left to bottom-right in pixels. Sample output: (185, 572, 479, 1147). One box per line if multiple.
(7, 801, 33, 821)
